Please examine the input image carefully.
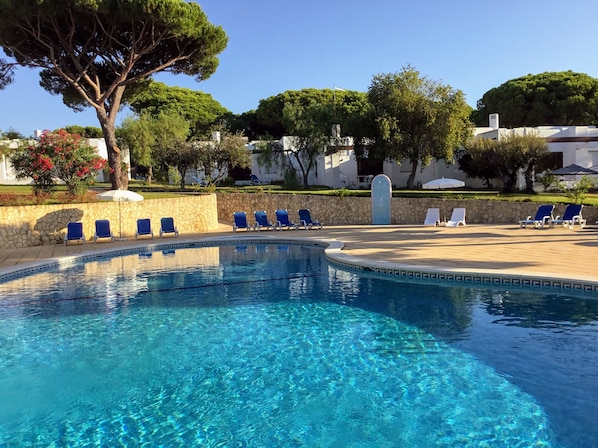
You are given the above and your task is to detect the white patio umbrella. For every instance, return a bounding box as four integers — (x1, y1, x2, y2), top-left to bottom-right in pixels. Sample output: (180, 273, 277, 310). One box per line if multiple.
(95, 189, 144, 202)
(550, 164, 598, 176)
(422, 177, 466, 190)
(422, 177, 465, 222)
(95, 189, 144, 239)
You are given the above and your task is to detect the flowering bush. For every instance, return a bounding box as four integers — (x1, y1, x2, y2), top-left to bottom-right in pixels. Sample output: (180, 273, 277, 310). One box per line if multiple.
(10, 129, 106, 196)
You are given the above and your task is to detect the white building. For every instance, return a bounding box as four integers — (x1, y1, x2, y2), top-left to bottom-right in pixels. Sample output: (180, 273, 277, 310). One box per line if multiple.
(0, 138, 25, 185)
(4, 116, 597, 189)
(249, 127, 474, 189)
(250, 115, 598, 190)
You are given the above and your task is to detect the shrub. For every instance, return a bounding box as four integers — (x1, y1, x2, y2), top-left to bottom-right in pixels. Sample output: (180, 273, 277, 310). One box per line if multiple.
(282, 168, 300, 189)
(331, 188, 352, 199)
(535, 172, 559, 191)
(167, 166, 182, 187)
(9, 129, 106, 196)
(561, 176, 594, 204)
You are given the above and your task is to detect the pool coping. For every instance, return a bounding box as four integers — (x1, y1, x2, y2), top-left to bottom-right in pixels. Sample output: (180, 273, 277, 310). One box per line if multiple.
(1, 234, 597, 295)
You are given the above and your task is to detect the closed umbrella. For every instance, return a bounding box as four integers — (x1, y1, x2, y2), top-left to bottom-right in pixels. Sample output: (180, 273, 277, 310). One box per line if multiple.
(96, 189, 144, 239)
(422, 177, 465, 222)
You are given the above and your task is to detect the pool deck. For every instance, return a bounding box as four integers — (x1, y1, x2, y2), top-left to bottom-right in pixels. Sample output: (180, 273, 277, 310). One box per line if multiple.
(1, 222, 597, 286)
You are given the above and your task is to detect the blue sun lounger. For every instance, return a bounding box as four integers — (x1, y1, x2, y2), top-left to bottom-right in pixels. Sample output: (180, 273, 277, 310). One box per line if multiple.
(233, 211, 253, 232)
(275, 209, 298, 230)
(298, 209, 323, 230)
(519, 205, 554, 229)
(136, 218, 154, 239)
(64, 222, 85, 245)
(94, 219, 114, 243)
(160, 217, 179, 237)
(550, 204, 586, 229)
(254, 210, 274, 231)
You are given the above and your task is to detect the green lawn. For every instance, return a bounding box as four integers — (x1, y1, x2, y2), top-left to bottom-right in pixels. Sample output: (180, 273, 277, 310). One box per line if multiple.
(1, 183, 597, 206)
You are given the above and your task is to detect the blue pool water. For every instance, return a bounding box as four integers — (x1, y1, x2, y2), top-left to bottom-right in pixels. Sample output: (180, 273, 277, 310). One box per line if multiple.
(0, 243, 597, 447)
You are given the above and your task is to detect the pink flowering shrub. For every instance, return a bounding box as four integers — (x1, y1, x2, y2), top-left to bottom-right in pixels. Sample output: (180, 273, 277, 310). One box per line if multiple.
(10, 129, 106, 196)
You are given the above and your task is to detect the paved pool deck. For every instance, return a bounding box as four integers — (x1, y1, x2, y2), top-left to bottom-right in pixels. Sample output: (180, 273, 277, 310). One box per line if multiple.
(1, 222, 597, 286)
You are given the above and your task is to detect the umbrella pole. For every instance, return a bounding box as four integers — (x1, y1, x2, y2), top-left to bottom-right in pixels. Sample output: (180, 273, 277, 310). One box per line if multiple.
(118, 200, 122, 240)
(442, 190, 446, 223)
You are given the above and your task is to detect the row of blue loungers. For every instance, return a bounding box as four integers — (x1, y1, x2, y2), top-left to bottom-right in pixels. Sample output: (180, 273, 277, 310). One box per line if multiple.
(519, 204, 587, 229)
(233, 209, 323, 232)
(64, 217, 179, 245)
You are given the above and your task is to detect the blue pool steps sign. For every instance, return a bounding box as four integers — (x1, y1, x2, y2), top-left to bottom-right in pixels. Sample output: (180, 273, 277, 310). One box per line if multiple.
(371, 174, 392, 225)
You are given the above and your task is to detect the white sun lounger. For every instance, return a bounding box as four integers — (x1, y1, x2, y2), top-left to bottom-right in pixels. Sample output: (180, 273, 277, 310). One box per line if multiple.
(446, 208, 466, 227)
(424, 208, 441, 226)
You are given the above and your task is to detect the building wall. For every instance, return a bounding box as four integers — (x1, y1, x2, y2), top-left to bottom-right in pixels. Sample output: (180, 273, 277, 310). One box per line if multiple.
(0, 194, 218, 249)
(0, 140, 24, 184)
(248, 119, 598, 190)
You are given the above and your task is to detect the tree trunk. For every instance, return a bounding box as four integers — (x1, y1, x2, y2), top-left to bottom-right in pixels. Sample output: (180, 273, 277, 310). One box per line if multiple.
(102, 127, 124, 189)
(498, 170, 518, 193)
(289, 152, 309, 188)
(406, 160, 418, 189)
(96, 90, 127, 190)
(147, 166, 153, 184)
(524, 165, 535, 193)
(179, 164, 187, 190)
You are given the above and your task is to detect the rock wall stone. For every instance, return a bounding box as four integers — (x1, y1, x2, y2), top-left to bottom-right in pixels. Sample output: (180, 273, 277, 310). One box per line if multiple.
(217, 192, 598, 227)
(1, 192, 595, 249)
(0, 194, 218, 249)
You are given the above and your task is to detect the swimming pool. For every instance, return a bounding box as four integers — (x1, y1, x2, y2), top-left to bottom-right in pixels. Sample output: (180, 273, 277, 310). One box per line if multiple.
(0, 242, 596, 447)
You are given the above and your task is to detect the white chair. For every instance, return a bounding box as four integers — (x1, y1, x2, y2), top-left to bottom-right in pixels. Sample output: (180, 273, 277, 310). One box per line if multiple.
(446, 208, 466, 227)
(423, 208, 441, 226)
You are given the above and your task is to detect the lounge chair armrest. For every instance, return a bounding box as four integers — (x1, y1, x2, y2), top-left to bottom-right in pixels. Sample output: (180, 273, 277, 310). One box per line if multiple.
(572, 215, 586, 227)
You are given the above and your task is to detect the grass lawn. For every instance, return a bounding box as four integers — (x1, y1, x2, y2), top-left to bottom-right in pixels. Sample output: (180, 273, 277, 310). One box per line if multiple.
(1, 183, 597, 206)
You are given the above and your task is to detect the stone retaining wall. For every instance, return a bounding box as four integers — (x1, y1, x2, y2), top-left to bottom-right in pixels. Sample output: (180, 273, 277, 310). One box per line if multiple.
(1, 193, 595, 249)
(217, 192, 598, 227)
(0, 194, 218, 249)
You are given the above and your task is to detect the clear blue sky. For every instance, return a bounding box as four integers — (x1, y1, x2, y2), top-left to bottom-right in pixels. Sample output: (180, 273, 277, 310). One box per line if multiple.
(1, 0, 597, 137)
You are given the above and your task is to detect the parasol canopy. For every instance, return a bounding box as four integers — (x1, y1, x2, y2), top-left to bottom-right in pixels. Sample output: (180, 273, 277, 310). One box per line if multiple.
(422, 177, 465, 190)
(95, 189, 144, 202)
(550, 164, 598, 176)
(95, 189, 144, 239)
(422, 177, 465, 223)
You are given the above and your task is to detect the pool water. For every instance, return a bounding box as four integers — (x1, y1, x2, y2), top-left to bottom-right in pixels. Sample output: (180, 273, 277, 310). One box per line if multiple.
(0, 244, 597, 447)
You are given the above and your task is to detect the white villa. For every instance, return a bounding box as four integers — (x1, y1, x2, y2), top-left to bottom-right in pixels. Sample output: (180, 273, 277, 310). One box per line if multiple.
(250, 114, 598, 189)
(2, 114, 597, 189)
